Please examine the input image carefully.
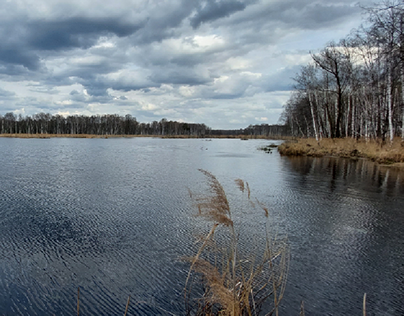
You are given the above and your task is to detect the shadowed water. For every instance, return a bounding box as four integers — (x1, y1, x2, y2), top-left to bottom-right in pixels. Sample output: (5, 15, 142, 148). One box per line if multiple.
(0, 138, 403, 315)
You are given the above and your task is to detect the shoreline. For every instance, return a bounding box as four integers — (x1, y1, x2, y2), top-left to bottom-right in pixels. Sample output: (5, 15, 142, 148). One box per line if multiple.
(0, 133, 291, 140)
(278, 137, 404, 167)
(4, 133, 402, 168)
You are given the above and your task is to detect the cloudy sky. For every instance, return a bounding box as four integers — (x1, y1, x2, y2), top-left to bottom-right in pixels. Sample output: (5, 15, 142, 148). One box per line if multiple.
(0, 0, 375, 129)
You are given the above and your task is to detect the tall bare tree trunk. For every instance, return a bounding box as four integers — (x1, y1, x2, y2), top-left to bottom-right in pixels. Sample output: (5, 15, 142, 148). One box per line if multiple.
(346, 94, 350, 138)
(308, 92, 319, 141)
(351, 96, 356, 138)
(401, 65, 404, 141)
(387, 66, 394, 142)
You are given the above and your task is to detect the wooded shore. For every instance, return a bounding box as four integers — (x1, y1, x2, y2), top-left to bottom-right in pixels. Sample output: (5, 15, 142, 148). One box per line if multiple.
(278, 138, 404, 166)
(0, 133, 288, 139)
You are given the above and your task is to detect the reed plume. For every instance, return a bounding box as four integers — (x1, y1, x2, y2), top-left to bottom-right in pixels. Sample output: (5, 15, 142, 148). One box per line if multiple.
(193, 169, 233, 227)
(185, 170, 289, 316)
(235, 179, 245, 193)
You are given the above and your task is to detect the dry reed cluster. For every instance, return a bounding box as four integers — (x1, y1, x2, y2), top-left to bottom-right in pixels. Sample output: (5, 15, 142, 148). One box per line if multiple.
(278, 137, 404, 165)
(185, 170, 289, 316)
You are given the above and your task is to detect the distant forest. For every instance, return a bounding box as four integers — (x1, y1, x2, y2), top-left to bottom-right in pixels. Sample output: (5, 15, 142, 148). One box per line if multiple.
(282, 1, 404, 141)
(0, 112, 288, 137)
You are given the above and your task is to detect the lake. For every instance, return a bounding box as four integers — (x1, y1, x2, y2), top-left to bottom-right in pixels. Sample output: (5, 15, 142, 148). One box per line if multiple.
(0, 137, 403, 315)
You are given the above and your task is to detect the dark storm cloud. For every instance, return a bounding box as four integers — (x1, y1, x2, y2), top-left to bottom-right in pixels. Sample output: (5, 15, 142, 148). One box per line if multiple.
(85, 84, 110, 97)
(109, 81, 159, 92)
(0, 88, 15, 98)
(90, 74, 158, 95)
(0, 17, 142, 73)
(131, 0, 198, 44)
(214, 0, 364, 40)
(72, 86, 114, 104)
(0, 48, 41, 71)
(68, 89, 113, 108)
(54, 63, 116, 82)
(68, 90, 88, 103)
(73, 73, 157, 100)
(279, 2, 362, 29)
(27, 17, 144, 51)
(150, 68, 212, 86)
(190, 0, 248, 29)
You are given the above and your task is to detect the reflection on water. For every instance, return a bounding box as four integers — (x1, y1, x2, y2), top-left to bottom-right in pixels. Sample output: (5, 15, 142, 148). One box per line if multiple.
(285, 156, 403, 196)
(279, 156, 404, 316)
(0, 138, 403, 315)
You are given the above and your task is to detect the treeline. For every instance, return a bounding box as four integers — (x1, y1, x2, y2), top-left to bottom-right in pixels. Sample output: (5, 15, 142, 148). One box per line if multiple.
(0, 113, 210, 136)
(0, 112, 290, 138)
(210, 124, 288, 137)
(282, 1, 404, 141)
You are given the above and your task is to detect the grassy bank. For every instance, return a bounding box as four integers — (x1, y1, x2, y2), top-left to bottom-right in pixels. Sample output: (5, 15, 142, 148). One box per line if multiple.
(278, 137, 404, 165)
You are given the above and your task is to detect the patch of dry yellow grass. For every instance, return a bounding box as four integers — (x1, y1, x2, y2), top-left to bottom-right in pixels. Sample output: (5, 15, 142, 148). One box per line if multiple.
(278, 137, 404, 165)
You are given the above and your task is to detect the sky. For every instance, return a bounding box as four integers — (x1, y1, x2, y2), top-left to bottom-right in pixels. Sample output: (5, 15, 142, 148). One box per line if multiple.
(0, 0, 375, 129)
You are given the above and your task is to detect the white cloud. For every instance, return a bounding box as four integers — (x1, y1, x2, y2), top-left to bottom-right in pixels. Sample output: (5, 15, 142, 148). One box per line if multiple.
(179, 85, 195, 97)
(141, 102, 158, 111)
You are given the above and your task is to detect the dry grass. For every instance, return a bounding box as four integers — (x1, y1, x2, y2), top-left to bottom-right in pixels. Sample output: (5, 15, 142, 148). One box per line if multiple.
(185, 170, 289, 316)
(278, 137, 404, 165)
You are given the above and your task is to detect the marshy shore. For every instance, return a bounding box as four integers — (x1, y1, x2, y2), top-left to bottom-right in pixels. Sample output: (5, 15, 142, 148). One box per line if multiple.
(278, 137, 404, 166)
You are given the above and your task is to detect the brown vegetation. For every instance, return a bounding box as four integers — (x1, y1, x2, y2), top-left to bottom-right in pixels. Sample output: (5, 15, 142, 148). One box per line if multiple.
(278, 137, 404, 165)
(185, 170, 289, 316)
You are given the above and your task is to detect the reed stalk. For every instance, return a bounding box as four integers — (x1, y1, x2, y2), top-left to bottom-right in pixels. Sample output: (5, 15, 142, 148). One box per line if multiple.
(363, 293, 367, 316)
(185, 170, 289, 316)
(124, 295, 131, 316)
(77, 287, 80, 316)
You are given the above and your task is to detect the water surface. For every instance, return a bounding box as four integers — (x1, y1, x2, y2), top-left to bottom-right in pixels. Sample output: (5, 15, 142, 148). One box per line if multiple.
(0, 138, 403, 315)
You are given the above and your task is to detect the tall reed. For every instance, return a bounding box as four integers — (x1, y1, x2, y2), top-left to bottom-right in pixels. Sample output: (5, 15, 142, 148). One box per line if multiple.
(185, 170, 289, 316)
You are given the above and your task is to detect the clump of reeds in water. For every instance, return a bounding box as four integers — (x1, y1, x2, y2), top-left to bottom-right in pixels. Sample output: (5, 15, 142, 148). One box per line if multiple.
(185, 169, 289, 316)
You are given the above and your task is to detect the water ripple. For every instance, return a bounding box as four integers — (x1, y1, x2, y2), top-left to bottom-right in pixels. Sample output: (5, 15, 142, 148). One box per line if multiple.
(0, 138, 403, 315)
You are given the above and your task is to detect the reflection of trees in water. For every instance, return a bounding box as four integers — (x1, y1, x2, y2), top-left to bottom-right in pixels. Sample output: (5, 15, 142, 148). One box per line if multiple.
(279, 156, 404, 315)
(283, 156, 404, 196)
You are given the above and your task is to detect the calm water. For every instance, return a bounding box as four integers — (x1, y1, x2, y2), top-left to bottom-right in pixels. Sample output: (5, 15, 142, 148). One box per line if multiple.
(0, 138, 403, 315)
